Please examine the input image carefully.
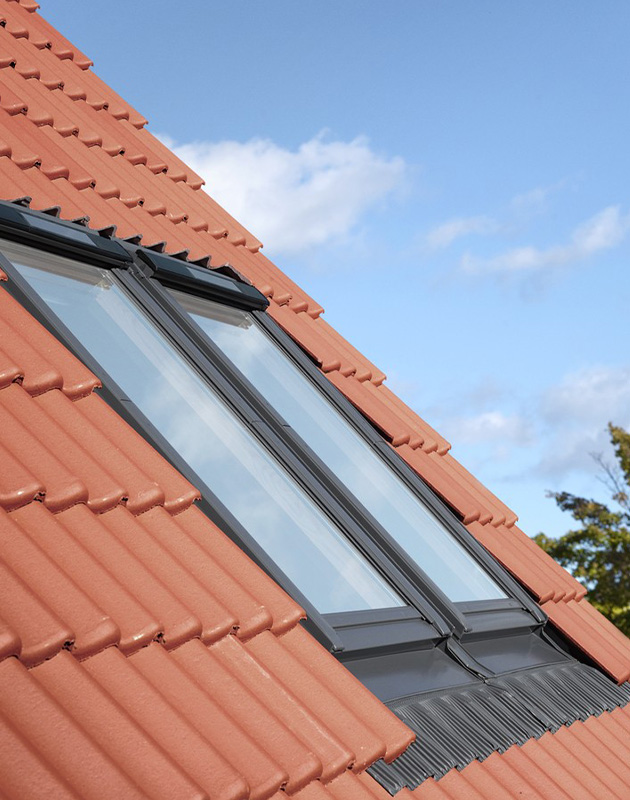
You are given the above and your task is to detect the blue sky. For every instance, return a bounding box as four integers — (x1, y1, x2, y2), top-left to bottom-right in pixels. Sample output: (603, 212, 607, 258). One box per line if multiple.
(44, 1, 630, 538)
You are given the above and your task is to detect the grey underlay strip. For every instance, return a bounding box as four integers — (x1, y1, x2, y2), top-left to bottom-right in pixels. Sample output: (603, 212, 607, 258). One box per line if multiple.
(368, 661, 630, 795)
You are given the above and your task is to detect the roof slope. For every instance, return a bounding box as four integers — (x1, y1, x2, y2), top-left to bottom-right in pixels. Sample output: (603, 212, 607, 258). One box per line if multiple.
(0, 1, 629, 797)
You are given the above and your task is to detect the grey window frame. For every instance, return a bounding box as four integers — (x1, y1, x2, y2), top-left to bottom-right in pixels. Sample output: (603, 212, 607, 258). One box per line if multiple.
(0, 202, 559, 694)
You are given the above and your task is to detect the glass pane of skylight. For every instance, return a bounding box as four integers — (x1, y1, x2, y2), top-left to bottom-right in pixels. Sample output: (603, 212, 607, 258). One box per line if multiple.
(174, 292, 506, 603)
(6, 243, 404, 614)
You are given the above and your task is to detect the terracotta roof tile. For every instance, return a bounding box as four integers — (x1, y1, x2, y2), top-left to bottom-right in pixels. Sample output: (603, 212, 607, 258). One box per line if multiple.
(25, 652, 212, 800)
(135, 507, 272, 640)
(435, 453, 518, 527)
(88, 394, 201, 507)
(0, 0, 92, 69)
(3, 383, 130, 513)
(0, 506, 120, 660)
(0, 389, 92, 513)
(177, 505, 306, 635)
(395, 443, 486, 525)
(0, 615, 21, 661)
(0, 661, 151, 800)
(392, 706, 630, 798)
(466, 521, 585, 603)
(11, 501, 162, 655)
(172, 638, 323, 794)
(282, 626, 415, 763)
(58, 504, 205, 652)
(128, 643, 286, 799)
(246, 630, 389, 772)
(543, 599, 630, 683)
(0, 284, 99, 398)
(210, 634, 354, 783)
(0, 555, 74, 666)
(39, 390, 165, 515)
(0, 710, 86, 800)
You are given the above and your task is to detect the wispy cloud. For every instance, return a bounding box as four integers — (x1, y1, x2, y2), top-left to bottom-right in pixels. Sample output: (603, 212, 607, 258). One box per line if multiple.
(426, 215, 499, 249)
(460, 205, 630, 275)
(442, 410, 532, 447)
(431, 364, 630, 485)
(537, 365, 630, 478)
(509, 180, 567, 218)
(424, 181, 567, 252)
(160, 132, 406, 256)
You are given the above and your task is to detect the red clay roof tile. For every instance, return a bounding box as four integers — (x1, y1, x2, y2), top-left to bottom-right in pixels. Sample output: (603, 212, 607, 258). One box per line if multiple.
(38, 391, 165, 515)
(0, 284, 99, 398)
(0, 656, 157, 800)
(66, 392, 200, 513)
(58, 503, 202, 653)
(395, 443, 486, 525)
(100, 506, 238, 647)
(399, 709, 630, 800)
(466, 521, 585, 603)
(246, 630, 389, 772)
(0, 711, 86, 800)
(130, 642, 287, 800)
(0, 614, 21, 661)
(0, 394, 90, 512)
(282, 626, 415, 763)
(33, 650, 213, 800)
(1, 382, 125, 513)
(12, 501, 162, 655)
(211, 634, 354, 783)
(164, 505, 305, 636)
(135, 507, 270, 640)
(543, 599, 630, 683)
(173, 638, 323, 794)
(0, 506, 121, 660)
(0, 554, 74, 666)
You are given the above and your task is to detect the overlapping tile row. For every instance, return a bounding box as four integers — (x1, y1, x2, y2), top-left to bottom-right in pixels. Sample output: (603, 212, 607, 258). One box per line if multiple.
(0, 634, 413, 800)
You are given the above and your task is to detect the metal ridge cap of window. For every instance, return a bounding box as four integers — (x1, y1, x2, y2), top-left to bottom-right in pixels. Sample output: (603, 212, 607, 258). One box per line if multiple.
(137, 248, 269, 312)
(0, 201, 131, 267)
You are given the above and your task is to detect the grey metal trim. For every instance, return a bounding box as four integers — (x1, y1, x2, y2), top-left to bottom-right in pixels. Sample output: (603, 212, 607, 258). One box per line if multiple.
(368, 661, 630, 794)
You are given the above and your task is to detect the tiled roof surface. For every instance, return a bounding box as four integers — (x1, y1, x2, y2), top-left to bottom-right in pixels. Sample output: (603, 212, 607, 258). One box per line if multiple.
(1, 1, 630, 797)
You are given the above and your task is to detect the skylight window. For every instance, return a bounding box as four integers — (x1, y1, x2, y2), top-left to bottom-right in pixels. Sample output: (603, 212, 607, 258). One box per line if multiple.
(0, 222, 544, 662)
(170, 291, 506, 604)
(6, 245, 403, 614)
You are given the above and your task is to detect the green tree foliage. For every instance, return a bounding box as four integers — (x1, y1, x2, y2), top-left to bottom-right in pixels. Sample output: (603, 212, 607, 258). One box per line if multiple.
(534, 424, 630, 636)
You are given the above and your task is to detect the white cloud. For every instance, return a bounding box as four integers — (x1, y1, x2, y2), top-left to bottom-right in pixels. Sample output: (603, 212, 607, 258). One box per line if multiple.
(426, 215, 499, 249)
(541, 365, 630, 425)
(442, 411, 532, 446)
(538, 365, 630, 478)
(460, 205, 630, 275)
(509, 180, 567, 218)
(160, 132, 405, 255)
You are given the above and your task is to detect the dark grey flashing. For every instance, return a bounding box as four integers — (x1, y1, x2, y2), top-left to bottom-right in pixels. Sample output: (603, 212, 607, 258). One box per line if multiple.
(368, 661, 630, 795)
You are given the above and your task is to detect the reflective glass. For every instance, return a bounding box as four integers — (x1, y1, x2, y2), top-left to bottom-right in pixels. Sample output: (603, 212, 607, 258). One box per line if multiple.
(6, 242, 403, 614)
(175, 292, 506, 602)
